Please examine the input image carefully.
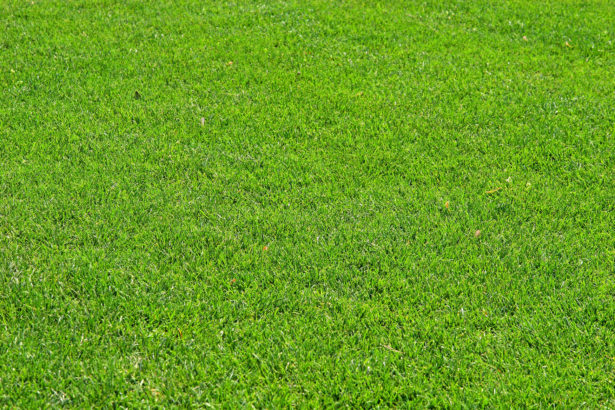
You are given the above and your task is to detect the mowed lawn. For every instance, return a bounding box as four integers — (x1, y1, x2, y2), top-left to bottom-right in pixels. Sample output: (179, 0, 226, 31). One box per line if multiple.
(1, 0, 614, 406)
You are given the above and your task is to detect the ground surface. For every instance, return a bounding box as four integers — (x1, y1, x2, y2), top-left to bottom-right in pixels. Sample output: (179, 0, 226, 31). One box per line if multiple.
(1, 0, 614, 407)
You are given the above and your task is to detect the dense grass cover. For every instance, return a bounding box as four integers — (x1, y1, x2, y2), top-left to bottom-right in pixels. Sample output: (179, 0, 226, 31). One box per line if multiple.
(1, 0, 614, 406)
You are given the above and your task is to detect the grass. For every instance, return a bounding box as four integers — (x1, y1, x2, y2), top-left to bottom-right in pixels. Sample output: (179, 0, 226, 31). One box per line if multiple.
(1, 0, 614, 406)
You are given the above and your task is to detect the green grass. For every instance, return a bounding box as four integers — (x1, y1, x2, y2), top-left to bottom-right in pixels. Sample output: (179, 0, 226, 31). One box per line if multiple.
(1, 0, 614, 406)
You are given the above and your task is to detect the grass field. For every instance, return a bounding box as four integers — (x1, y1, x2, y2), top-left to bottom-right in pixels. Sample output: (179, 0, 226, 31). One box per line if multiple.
(1, 0, 614, 406)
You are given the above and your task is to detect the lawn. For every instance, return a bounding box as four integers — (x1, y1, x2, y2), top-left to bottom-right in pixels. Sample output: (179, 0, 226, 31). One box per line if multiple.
(1, 0, 614, 406)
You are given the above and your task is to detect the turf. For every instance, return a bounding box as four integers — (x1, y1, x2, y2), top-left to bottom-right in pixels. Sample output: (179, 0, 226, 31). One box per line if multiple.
(1, 0, 614, 407)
